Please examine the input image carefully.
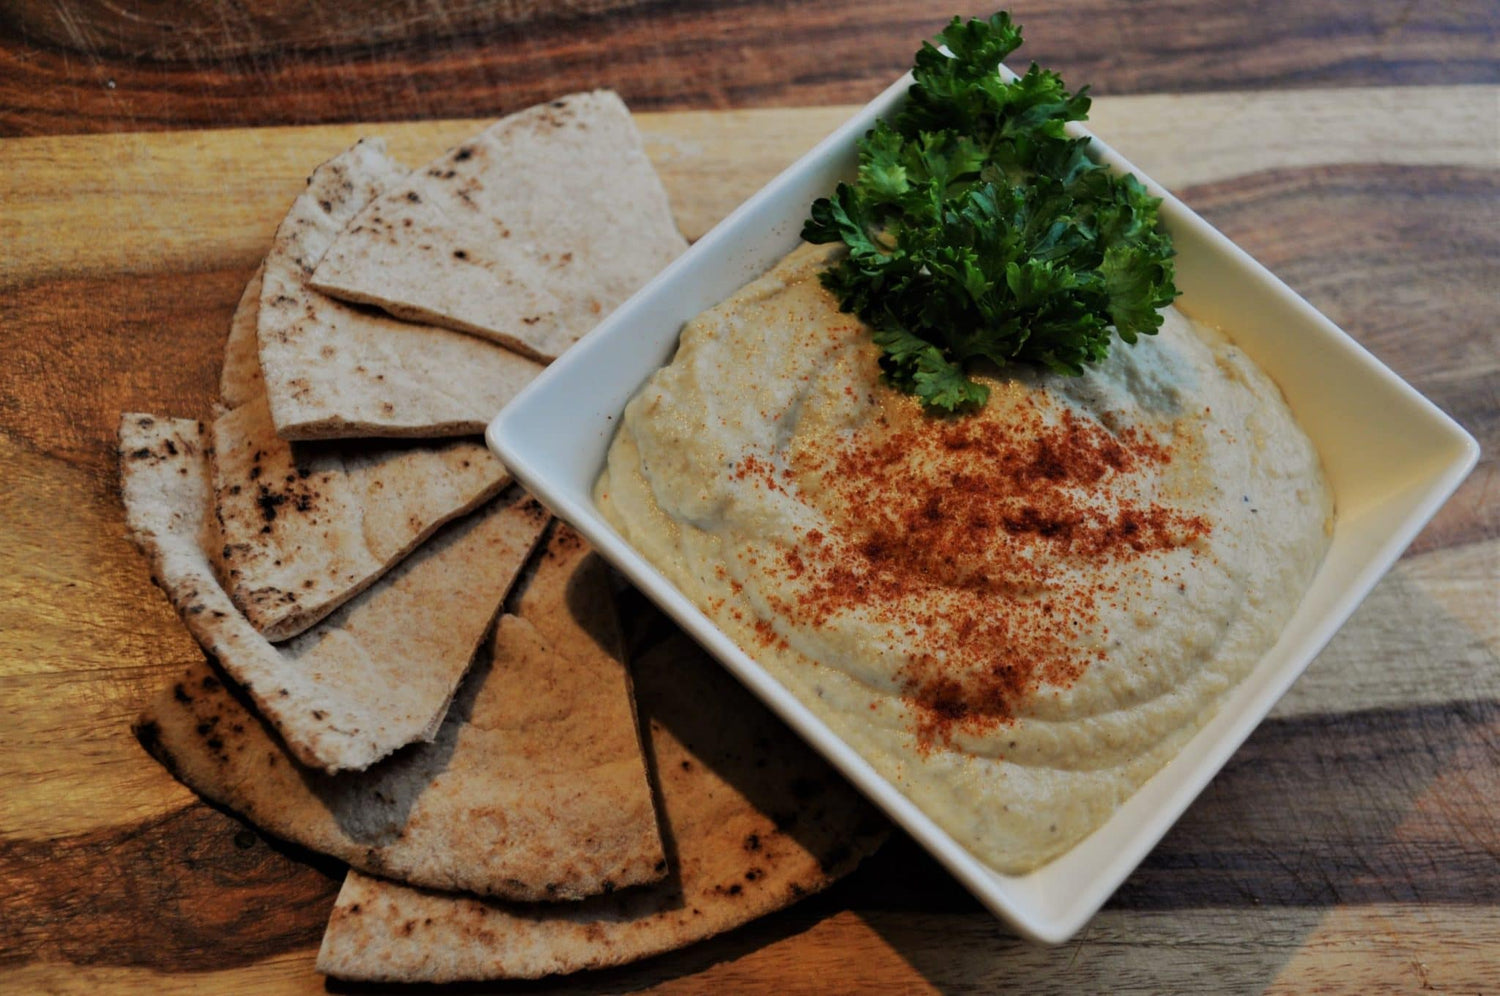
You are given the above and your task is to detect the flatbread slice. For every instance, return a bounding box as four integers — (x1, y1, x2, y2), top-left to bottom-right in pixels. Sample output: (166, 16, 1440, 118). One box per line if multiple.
(211, 395, 508, 641)
(219, 264, 264, 409)
(258, 138, 542, 440)
(317, 629, 890, 982)
(506, 521, 665, 889)
(513, 522, 626, 673)
(118, 413, 547, 772)
(134, 608, 664, 899)
(309, 91, 688, 362)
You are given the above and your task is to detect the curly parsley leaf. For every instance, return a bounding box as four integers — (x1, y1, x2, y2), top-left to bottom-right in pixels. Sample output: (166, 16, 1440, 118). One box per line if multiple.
(873, 325, 991, 410)
(801, 12, 1178, 413)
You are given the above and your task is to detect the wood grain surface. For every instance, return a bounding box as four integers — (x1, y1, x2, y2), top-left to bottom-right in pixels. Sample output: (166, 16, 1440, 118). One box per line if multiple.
(3, 0, 1499, 135)
(2, 3, 1498, 993)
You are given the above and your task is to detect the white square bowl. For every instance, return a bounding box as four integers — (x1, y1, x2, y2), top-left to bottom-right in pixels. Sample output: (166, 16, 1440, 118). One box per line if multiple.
(488, 73, 1479, 943)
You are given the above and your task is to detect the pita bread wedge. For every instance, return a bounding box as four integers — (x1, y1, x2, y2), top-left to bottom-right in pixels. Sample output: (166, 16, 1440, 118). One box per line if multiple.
(211, 395, 508, 641)
(258, 138, 542, 440)
(118, 413, 547, 772)
(134, 608, 664, 899)
(317, 629, 890, 983)
(308, 91, 688, 362)
(503, 522, 665, 889)
(513, 521, 626, 672)
(219, 264, 264, 409)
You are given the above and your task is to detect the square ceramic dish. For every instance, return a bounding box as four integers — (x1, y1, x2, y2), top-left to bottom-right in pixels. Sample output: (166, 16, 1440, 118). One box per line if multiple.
(488, 72, 1479, 943)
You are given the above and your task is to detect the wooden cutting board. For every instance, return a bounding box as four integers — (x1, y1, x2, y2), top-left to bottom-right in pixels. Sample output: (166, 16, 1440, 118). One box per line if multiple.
(1, 90, 1497, 993)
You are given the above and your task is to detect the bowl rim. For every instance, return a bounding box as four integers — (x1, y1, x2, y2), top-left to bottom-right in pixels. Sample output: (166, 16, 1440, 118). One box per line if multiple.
(489, 70, 1480, 943)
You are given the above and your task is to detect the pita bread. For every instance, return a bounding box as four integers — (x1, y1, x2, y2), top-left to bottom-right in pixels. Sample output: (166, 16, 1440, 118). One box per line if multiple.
(504, 522, 665, 890)
(309, 92, 688, 362)
(118, 413, 547, 772)
(317, 629, 889, 982)
(211, 395, 508, 641)
(219, 264, 264, 409)
(257, 138, 542, 440)
(134, 607, 664, 899)
(513, 522, 626, 672)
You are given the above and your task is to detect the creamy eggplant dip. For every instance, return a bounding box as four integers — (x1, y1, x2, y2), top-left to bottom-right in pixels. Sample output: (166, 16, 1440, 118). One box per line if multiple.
(595, 242, 1331, 873)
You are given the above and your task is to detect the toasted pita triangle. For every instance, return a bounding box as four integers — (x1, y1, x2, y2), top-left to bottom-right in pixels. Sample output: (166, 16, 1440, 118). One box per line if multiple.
(316, 629, 889, 982)
(504, 521, 664, 890)
(134, 604, 664, 899)
(257, 138, 542, 440)
(309, 92, 688, 362)
(118, 413, 547, 772)
(211, 395, 508, 641)
(513, 521, 626, 671)
(217, 287, 511, 641)
(219, 264, 264, 409)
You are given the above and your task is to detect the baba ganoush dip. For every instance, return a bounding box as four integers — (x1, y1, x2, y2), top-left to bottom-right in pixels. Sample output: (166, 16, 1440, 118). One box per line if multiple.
(595, 242, 1332, 873)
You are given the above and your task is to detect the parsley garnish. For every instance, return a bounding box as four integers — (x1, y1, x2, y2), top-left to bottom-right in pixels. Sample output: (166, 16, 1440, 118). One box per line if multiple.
(802, 12, 1178, 413)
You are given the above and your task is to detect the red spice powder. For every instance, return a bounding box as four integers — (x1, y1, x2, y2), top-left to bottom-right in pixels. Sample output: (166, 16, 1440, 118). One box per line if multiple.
(769, 393, 1210, 749)
(731, 453, 786, 494)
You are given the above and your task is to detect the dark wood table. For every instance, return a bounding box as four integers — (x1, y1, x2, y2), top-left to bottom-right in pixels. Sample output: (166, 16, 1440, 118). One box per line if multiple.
(2, 2, 1496, 991)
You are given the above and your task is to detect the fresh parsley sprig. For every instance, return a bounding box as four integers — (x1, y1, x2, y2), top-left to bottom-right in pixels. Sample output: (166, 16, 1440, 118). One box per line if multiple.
(802, 12, 1178, 413)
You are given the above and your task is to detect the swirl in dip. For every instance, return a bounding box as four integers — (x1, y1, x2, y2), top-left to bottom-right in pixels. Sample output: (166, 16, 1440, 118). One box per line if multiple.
(595, 242, 1332, 873)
